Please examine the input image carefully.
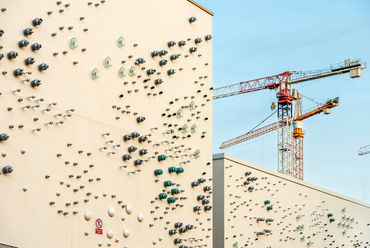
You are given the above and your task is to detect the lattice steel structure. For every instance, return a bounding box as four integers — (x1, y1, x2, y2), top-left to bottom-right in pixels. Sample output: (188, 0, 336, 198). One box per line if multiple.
(219, 122, 278, 149)
(292, 93, 304, 180)
(213, 60, 366, 100)
(277, 101, 293, 176)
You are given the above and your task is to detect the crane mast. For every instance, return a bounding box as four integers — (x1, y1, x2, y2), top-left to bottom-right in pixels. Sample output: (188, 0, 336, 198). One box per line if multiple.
(292, 93, 304, 180)
(276, 72, 294, 176)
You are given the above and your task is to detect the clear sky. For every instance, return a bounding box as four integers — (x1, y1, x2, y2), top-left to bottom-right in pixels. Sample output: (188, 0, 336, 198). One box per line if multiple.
(196, 0, 370, 203)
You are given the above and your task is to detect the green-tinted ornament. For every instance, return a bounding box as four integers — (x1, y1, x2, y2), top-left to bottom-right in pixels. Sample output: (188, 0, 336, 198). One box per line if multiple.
(158, 154, 167, 162)
(129, 66, 137, 76)
(194, 149, 201, 158)
(159, 193, 167, 199)
(164, 180, 172, 187)
(91, 68, 100, 79)
(117, 36, 126, 47)
(182, 124, 188, 133)
(69, 37, 79, 49)
(177, 109, 183, 118)
(171, 188, 180, 195)
(104, 57, 113, 67)
(154, 169, 163, 176)
(189, 101, 196, 110)
(191, 124, 197, 133)
(118, 67, 127, 77)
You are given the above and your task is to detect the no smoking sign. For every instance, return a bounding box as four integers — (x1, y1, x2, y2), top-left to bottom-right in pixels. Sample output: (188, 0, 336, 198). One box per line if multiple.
(95, 218, 103, 235)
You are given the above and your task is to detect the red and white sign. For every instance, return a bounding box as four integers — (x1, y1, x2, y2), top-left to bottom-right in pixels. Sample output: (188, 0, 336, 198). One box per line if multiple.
(95, 218, 103, 235)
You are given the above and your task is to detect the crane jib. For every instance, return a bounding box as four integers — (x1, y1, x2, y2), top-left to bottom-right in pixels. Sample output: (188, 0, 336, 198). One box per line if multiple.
(239, 82, 279, 94)
(331, 63, 361, 72)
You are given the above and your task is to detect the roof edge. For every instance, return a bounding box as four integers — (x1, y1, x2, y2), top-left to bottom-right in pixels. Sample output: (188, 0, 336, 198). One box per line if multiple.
(187, 0, 214, 16)
(213, 153, 370, 209)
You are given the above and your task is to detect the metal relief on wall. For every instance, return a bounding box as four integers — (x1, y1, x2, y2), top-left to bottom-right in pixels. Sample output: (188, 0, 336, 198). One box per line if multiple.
(0, 1, 213, 247)
(213, 154, 370, 248)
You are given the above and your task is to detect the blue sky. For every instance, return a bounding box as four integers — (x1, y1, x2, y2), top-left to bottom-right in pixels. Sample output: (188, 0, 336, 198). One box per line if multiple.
(197, 0, 370, 203)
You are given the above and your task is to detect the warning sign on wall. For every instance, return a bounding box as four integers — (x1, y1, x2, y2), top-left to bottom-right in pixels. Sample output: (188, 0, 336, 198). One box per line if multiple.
(95, 218, 103, 235)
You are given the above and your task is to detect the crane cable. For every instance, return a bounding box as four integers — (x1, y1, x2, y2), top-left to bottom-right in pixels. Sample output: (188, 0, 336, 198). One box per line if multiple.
(243, 110, 277, 135)
(299, 93, 320, 105)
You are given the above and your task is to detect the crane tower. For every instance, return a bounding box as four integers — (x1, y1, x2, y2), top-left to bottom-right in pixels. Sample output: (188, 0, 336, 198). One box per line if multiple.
(276, 72, 294, 176)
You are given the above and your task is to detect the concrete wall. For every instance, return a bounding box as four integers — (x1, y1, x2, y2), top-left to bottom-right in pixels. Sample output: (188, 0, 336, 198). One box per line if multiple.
(0, 1, 213, 247)
(213, 153, 370, 248)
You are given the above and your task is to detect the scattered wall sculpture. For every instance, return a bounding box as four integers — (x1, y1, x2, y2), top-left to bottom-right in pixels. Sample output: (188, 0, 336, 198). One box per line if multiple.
(0, 1, 213, 247)
(213, 153, 370, 248)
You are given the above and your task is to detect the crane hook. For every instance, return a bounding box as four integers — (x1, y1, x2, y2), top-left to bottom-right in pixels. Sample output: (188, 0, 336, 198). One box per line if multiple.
(270, 102, 276, 110)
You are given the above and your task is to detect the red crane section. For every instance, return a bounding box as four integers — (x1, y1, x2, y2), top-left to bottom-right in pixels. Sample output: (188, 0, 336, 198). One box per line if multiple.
(213, 71, 296, 100)
(239, 71, 293, 95)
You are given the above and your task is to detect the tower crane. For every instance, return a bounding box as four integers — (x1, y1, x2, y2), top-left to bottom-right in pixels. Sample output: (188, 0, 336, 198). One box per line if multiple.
(359, 145, 370, 156)
(213, 59, 366, 178)
(219, 94, 339, 180)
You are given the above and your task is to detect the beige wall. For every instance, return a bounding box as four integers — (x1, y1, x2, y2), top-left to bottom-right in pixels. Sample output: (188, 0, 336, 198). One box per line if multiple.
(213, 153, 370, 248)
(0, 1, 213, 247)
